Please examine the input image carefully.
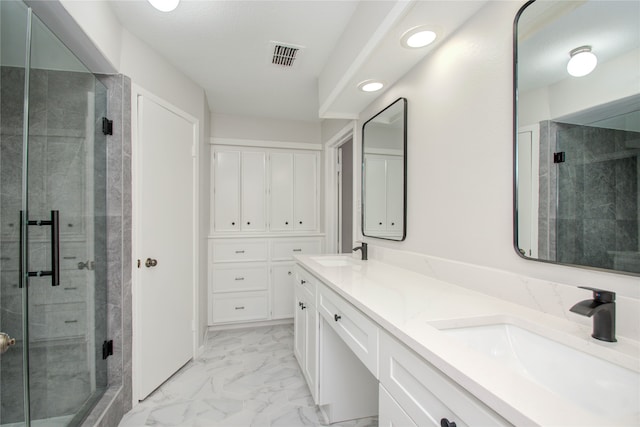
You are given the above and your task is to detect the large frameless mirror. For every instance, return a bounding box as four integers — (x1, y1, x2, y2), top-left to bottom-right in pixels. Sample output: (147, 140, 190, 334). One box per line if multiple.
(362, 97, 407, 241)
(514, 0, 640, 275)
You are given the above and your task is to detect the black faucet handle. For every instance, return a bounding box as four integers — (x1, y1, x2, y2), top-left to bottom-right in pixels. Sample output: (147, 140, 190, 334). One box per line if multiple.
(578, 286, 616, 303)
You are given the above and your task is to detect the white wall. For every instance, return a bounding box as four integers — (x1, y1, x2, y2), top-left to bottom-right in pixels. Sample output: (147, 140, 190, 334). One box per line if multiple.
(211, 113, 320, 144)
(357, 1, 638, 316)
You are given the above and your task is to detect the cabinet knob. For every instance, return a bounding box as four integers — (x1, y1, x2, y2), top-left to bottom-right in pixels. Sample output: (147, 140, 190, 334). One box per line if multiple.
(299, 302, 303, 307)
(391, 222, 395, 226)
(379, 222, 383, 225)
(334, 314, 341, 322)
(301, 304, 307, 310)
(299, 221, 303, 225)
(247, 221, 251, 225)
(287, 271, 292, 275)
(301, 279, 306, 284)
(231, 222, 235, 226)
(285, 221, 289, 225)
(440, 419, 457, 427)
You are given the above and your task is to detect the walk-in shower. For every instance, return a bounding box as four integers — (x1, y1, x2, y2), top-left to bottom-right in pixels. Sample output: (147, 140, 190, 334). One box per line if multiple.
(1, 0, 108, 425)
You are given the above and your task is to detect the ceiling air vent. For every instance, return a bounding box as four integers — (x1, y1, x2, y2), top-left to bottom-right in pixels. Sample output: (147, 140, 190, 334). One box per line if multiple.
(269, 41, 304, 68)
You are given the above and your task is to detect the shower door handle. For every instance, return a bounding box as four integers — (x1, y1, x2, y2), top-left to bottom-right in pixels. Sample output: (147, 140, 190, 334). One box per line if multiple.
(20, 210, 60, 287)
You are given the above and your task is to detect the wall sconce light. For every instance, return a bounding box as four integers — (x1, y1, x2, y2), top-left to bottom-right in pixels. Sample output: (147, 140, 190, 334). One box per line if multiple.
(567, 46, 597, 77)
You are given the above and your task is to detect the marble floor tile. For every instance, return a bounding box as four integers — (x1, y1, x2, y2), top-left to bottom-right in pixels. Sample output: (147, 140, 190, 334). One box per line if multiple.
(118, 325, 378, 427)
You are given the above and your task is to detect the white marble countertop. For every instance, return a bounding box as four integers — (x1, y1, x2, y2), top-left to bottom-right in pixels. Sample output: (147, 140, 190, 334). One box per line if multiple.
(295, 254, 640, 427)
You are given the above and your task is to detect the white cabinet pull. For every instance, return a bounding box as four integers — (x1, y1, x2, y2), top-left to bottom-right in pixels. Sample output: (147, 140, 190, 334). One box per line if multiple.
(234, 277, 245, 281)
(235, 250, 245, 254)
(234, 306, 245, 310)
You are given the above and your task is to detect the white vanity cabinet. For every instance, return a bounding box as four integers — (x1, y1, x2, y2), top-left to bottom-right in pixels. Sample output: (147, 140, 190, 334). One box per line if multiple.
(212, 148, 267, 232)
(294, 259, 513, 427)
(294, 266, 318, 400)
(269, 151, 319, 232)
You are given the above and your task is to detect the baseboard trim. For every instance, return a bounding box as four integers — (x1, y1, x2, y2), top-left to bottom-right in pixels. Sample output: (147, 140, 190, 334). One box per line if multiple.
(207, 318, 293, 332)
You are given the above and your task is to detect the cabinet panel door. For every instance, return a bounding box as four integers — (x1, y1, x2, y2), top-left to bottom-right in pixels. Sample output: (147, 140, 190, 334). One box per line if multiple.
(271, 263, 295, 319)
(364, 156, 387, 233)
(293, 152, 318, 231)
(386, 157, 404, 233)
(213, 150, 241, 232)
(294, 289, 306, 367)
(270, 152, 294, 231)
(241, 151, 267, 231)
(304, 301, 318, 400)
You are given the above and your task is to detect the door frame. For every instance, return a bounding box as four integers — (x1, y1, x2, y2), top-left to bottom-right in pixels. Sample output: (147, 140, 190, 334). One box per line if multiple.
(324, 122, 357, 254)
(131, 84, 200, 403)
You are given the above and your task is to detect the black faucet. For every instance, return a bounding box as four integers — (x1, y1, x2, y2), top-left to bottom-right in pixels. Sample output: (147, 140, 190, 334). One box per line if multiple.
(570, 286, 616, 342)
(353, 242, 368, 261)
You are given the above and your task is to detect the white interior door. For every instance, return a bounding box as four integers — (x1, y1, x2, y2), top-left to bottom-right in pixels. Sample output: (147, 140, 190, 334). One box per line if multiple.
(136, 94, 195, 400)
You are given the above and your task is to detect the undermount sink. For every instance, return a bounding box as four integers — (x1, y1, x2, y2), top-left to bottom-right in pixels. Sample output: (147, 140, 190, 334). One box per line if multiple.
(437, 321, 639, 421)
(310, 256, 356, 267)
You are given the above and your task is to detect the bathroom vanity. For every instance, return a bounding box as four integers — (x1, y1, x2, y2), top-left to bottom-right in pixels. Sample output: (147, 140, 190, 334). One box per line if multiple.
(294, 255, 640, 426)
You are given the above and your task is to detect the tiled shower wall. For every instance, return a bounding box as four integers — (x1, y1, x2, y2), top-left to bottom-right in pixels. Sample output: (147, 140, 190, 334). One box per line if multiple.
(81, 74, 132, 427)
(539, 120, 639, 272)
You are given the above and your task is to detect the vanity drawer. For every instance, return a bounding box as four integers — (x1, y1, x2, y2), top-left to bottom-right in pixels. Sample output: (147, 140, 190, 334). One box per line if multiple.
(271, 238, 322, 261)
(294, 265, 316, 301)
(379, 331, 511, 427)
(211, 291, 268, 323)
(212, 263, 268, 293)
(317, 282, 379, 377)
(211, 240, 268, 263)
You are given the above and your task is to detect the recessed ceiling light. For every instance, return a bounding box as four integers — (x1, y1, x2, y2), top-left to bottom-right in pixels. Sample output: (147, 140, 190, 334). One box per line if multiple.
(358, 80, 384, 92)
(148, 0, 180, 12)
(567, 46, 597, 77)
(401, 26, 437, 49)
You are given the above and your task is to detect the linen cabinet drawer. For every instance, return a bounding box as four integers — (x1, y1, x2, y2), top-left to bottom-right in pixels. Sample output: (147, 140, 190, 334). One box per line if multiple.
(379, 331, 511, 427)
(294, 265, 317, 301)
(317, 283, 378, 377)
(271, 238, 321, 261)
(212, 263, 268, 292)
(211, 291, 269, 323)
(211, 240, 268, 263)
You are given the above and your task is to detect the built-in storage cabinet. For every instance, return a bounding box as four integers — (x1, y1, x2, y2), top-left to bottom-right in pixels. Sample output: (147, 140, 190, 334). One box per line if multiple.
(212, 146, 319, 234)
(213, 148, 267, 232)
(294, 267, 318, 401)
(363, 154, 403, 237)
(210, 143, 323, 326)
(209, 237, 322, 325)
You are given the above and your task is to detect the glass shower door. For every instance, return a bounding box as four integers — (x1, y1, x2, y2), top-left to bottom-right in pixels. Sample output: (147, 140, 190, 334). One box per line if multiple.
(1, 1, 108, 425)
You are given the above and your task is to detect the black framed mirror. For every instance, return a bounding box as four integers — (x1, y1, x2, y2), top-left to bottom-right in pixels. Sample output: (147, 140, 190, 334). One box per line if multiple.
(514, 0, 639, 275)
(362, 97, 407, 241)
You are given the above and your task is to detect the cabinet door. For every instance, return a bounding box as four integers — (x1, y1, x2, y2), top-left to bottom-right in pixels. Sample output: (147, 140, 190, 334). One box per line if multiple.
(304, 301, 318, 400)
(294, 290, 306, 367)
(364, 156, 387, 233)
(213, 150, 241, 232)
(293, 152, 318, 231)
(386, 157, 404, 234)
(241, 151, 267, 231)
(271, 263, 295, 319)
(270, 152, 294, 231)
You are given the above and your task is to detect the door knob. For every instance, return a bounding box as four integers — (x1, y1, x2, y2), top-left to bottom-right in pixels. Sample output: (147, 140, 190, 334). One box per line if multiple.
(145, 258, 158, 268)
(0, 332, 16, 354)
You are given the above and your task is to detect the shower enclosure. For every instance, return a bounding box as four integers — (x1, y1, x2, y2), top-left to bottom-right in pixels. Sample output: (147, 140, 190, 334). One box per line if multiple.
(1, 1, 108, 425)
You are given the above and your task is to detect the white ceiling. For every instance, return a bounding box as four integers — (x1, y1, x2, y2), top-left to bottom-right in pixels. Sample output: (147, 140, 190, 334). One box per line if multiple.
(109, 0, 359, 121)
(109, 0, 490, 123)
